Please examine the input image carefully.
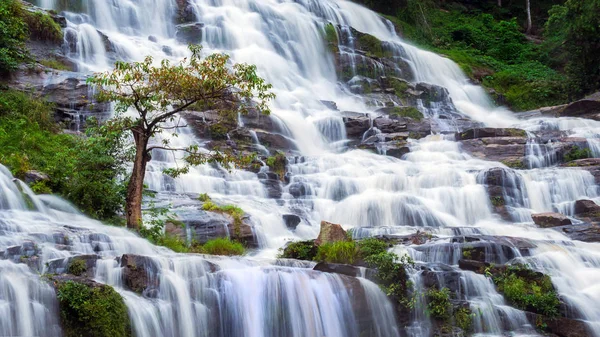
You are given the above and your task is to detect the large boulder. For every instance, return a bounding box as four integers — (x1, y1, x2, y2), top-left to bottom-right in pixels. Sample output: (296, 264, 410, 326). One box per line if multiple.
(458, 128, 528, 168)
(313, 262, 362, 278)
(574, 199, 600, 217)
(175, 23, 204, 44)
(315, 221, 348, 246)
(186, 210, 259, 248)
(532, 212, 572, 228)
(559, 92, 600, 121)
(120, 254, 161, 296)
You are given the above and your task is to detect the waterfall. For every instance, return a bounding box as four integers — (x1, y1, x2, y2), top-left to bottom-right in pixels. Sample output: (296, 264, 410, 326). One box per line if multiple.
(1, 0, 600, 336)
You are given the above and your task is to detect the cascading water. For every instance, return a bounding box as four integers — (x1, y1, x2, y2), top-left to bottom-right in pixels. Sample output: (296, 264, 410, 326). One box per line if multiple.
(2, 0, 600, 336)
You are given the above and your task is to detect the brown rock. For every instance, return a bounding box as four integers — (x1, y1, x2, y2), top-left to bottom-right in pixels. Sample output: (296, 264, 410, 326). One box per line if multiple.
(574, 199, 600, 217)
(532, 212, 572, 228)
(315, 221, 348, 246)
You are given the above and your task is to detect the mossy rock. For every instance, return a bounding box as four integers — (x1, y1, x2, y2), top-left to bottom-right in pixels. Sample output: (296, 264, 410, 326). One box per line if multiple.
(389, 106, 423, 120)
(49, 276, 131, 337)
(356, 34, 392, 59)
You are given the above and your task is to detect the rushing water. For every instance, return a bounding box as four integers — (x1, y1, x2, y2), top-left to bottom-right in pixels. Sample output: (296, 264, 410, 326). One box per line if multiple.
(1, 0, 600, 336)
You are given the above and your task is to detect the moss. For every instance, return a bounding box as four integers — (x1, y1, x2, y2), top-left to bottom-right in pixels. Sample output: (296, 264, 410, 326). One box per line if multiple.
(462, 246, 473, 259)
(315, 241, 359, 264)
(198, 193, 210, 202)
(23, 10, 63, 43)
(493, 265, 560, 317)
(279, 240, 317, 260)
(426, 287, 452, 321)
(67, 259, 87, 276)
(490, 195, 505, 207)
(564, 146, 591, 162)
(39, 58, 71, 71)
(56, 280, 131, 337)
(501, 159, 526, 169)
(202, 200, 244, 239)
(391, 79, 409, 98)
(389, 106, 423, 120)
(357, 34, 392, 58)
(265, 151, 287, 180)
(324, 23, 339, 53)
(506, 128, 527, 137)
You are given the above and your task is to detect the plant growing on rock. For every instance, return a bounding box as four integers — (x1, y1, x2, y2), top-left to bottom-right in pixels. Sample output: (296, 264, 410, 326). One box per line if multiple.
(426, 287, 452, 320)
(87, 45, 274, 229)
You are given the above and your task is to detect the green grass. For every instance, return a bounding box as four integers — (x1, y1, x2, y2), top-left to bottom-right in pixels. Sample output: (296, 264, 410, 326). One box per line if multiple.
(39, 58, 71, 71)
(198, 237, 245, 256)
(390, 106, 423, 120)
(315, 241, 359, 264)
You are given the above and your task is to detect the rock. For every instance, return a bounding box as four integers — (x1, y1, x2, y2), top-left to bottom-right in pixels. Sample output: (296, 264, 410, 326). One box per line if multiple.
(526, 313, 591, 337)
(187, 211, 259, 248)
(532, 212, 572, 228)
(574, 199, 600, 217)
(559, 93, 600, 121)
(282, 214, 301, 230)
(320, 100, 338, 110)
(162, 45, 173, 56)
(315, 221, 347, 246)
(561, 223, 600, 242)
(120, 254, 160, 296)
(458, 129, 528, 167)
(255, 131, 297, 152)
(175, 23, 204, 44)
(421, 265, 463, 293)
(288, 181, 310, 198)
(456, 128, 527, 141)
(313, 262, 362, 278)
(175, 0, 197, 23)
(373, 116, 407, 133)
(148, 35, 158, 42)
(458, 259, 488, 273)
(24, 170, 49, 184)
(343, 115, 371, 140)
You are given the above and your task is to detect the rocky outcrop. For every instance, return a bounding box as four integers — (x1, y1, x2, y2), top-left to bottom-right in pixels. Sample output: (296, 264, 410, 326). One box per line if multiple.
(175, 23, 204, 44)
(526, 313, 591, 337)
(532, 212, 572, 228)
(185, 210, 259, 248)
(458, 128, 528, 168)
(479, 167, 525, 220)
(315, 221, 347, 246)
(558, 92, 600, 121)
(574, 199, 600, 218)
(313, 262, 363, 278)
(120, 254, 161, 296)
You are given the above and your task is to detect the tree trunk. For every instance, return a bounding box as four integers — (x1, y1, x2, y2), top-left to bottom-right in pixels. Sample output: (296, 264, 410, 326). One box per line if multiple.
(498, 0, 502, 7)
(525, 0, 532, 35)
(125, 125, 150, 230)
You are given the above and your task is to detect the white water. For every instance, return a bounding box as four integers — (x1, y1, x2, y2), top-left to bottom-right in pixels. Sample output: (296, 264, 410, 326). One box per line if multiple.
(1, 0, 599, 336)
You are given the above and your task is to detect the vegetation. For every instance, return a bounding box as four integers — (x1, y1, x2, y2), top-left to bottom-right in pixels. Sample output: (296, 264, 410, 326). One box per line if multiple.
(315, 241, 359, 264)
(280, 240, 317, 260)
(56, 280, 131, 337)
(426, 287, 452, 320)
(357, 34, 392, 58)
(493, 265, 560, 317)
(362, 0, 600, 110)
(323, 23, 339, 53)
(199, 237, 245, 256)
(88, 44, 274, 229)
(39, 58, 71, 71)
(563, 146, 591, 162)
(201, 199, 244, 239)
(22, 10, 63, 44)
(0, 89, 127, 220)
(265, 151, 287, 180)
(454, 307, 473, 332)
(67, 259, 87, 276)
(390, 106, 423, 120)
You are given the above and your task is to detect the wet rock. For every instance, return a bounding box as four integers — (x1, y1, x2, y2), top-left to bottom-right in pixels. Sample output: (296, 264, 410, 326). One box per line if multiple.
(373, 116, 407, 133)
(421, 265, 463, 293)
(526, 313, 591, 337)
(175, 0, 197, 23)
(255, 131, 297, 152)
(187, 211, 259, 248)
(560, 158, 600, 184)
(320, 100, 338, 110)
(120, 254, 161, 296)
(175, 23, 204, 44)
(559, 92, 600, 121)
(282, 214, 301, 230)
(574, 199, 600, 217)
(24, 170, 49, 184)
(313, 262, 362, 278)
(162, 45, 173, 56)
(532, 212, 572, 228)
(458, 259, 488, 273)
(459, 129, 527, 167)
(260, 175, 283, 199)
(315, 221, 347, 246)
(560, 223, 600, 242)
(343, 115, 371, 140)
(148, 35, 158, 42)
(288, 181, 310, 198)
(456, 128, 527, 141)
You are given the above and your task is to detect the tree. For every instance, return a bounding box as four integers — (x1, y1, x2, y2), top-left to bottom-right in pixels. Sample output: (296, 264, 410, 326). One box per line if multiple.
(525, 0, 532, 34)
(87, 45, 274, 229)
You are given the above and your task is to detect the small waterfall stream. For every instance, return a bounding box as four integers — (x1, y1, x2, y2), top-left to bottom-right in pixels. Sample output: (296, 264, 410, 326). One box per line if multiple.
(2, 0, 600, 336)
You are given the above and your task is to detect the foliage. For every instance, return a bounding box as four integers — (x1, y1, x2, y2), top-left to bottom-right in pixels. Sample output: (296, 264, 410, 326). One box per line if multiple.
(426, 287, 452, 320)
(0, 0, 27, 73)
(390, 107, 422, 120)
(22, 10, 63, 43)
(198, 237, 245, 256)
(315, 241, 359, 264)
(357, 237, 389, 257)
(323, 23, 338, 53)
(265, 151, 287, 179)
(0, 90, 128, 220)
(454, 307, 473, 332)
(493, 265, 560, 317)
(67, 259, 87, 276)
(56, 280, 131, 337)
(279, 240, 317, 260)
(39, 58, 71, 71)
(364, 251, 415, 308)
(201, 199, 245, 239)
(564, 146, 592, 162)
(357, 34, 391, 58)
(384, 1, 570, 110)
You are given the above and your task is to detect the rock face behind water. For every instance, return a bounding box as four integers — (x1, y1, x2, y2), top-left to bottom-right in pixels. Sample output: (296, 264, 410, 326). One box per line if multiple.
(532, 212, 572, 228)
(315, 221, 347, 246)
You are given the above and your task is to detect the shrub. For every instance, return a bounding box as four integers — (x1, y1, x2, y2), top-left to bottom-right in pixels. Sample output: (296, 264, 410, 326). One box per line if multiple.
(315, 241, 359, 264)
(390, 107, 422, 120)
(280, 240, 317, 260)
(324, 23, 338, 53)
(199, 238, 245, 256)
(564, 146, 591, 162)
(67, 259, 87, 276)
(0, 0, 28, 73)
(357, 237, 389, 257)
(426, 287, 452, 320)
(454, 307, 473, 332)
(56, 280, 131, 337)
(22, 10, 63, 43)
(493, 265, 560, 317)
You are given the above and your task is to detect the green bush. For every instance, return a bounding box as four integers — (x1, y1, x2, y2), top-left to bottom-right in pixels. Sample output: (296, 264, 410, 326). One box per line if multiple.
(0, 0, 28, 73)
(390, 107, 423, 120)
(454, 307, 473, 332)
(426, 287, 452, 320)
(67, 259, 87, 276)
(199, 237, 245, 256)
(22, 10, 63, 43)
(56, 280, 131, 337)
(280, 240, 317, 260)
(202, 201, 244, 239)
(357, 237, 389, 257)
(315, 241, 359, 264)
(564, 146, 591, 162)
(493, 266, 560, 317)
